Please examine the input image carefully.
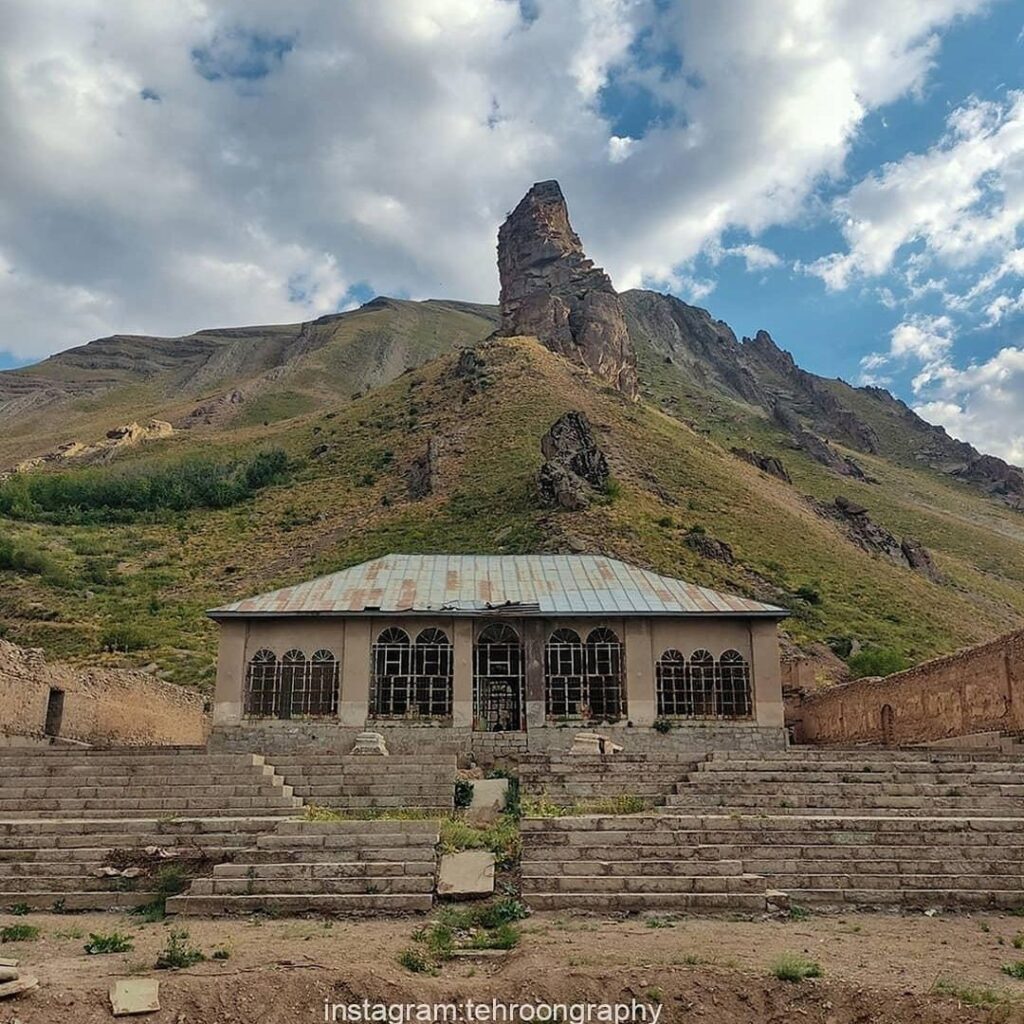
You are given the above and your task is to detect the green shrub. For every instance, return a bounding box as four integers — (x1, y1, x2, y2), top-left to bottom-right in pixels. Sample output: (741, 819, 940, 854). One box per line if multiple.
(1, 924, 40, 943)
(1003, 962, 1024, 980)
(454, 779, 474, 809)
(84, 931, 134, 955)
(0, 449, 290, 524)
(155, 929, 205, 970)
(848, 648, 910, 679)
(9, 903, 29, 916)
(397, 947, 433, 973)
(652, 718, 673, 734)
(793, 584, 822, 605)
(771, 953, 823, 982)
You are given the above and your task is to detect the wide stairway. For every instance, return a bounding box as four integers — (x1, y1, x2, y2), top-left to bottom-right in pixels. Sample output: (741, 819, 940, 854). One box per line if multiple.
(269, 753, 456, 813)
(168, 819, 439, 916)
(521, 748, 1024, 912)
(518, 753, 697, 808)
(521, 815, 767, 912)
(666, 748, 1024, 816)
(0, 748, 301, 818)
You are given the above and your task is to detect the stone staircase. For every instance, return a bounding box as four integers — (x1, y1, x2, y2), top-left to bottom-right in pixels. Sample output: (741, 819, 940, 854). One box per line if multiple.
(167, 819, 439, 916)
(520, 816, 768, 912)
(0, 817, 277, 911)
(0, 748, 301, 818)
(665, 748, 1024, 817)
(518, 754, 697, 808)
(268, 753, 456, 813)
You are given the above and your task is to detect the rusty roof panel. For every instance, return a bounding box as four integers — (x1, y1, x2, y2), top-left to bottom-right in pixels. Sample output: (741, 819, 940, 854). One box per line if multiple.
(210, 554, 787, 619)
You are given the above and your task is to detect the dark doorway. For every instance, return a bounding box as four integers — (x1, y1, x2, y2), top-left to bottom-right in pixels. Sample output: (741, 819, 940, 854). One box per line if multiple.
(881, 704, 895, 747)
(44, 688, 65, 737)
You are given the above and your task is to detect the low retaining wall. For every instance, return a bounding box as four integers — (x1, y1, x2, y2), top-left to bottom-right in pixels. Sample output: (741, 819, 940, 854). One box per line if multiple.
(792, 629, 1024, 746)
(0, 640, 209, 747)
(208, 720, 786, 765)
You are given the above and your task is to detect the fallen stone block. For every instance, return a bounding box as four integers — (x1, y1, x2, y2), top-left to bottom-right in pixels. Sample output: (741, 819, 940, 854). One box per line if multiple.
(437, 851, 496, 897)
(0, 974, 38, 999)
(351, 732, 389, 756)
(0, 958, 17, 968)
(0, 967, 18, 983)
(466, 778, 509, 824)
(110, 978, 160, 1016)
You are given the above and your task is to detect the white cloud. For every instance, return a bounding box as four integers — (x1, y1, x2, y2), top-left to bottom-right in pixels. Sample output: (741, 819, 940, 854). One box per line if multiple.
(859, 313, 956, 386)
(807, 91, 1024, 291)
(0, 0, 990, 360)
(913, 347, 1024, 465)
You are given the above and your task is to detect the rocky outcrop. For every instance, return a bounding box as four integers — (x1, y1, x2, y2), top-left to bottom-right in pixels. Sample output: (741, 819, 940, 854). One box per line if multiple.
(407, 438, 440, 500)
(730, 448, 791, 483)
(816, 496, 938, 578)
(772, 404, 868, 480)
(537, 411, 609, 510)
(498, 181, 638, 398)
(683, 529, 735, 564)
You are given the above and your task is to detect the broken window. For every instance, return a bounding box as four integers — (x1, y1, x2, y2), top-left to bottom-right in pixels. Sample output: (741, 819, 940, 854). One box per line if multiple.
(655, 647, 751, 720)
(717, 649, 752, 718)
(372, 626, 452, 719)
(244, 647, 339, 718)
(244, 648, 279, 717)
(473, 622, 523, 732)
(545, 626, 624, 721)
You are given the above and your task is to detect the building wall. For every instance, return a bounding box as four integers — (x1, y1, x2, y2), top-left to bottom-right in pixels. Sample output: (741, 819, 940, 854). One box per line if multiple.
(793, 629, 1024, 746)
(211, 612, 785, 751)
(0, 640, 208, 747)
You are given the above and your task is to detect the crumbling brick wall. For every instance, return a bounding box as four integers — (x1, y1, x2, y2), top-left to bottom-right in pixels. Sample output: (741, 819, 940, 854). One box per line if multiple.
(792, 630, 1024, 745)
(0, 639, 209, 746)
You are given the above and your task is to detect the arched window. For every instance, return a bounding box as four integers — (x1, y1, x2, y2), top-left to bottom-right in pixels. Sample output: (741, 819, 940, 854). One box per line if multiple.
(371, 627, 412, 717)
(412, 628, 453, 717)
(655, 648, 687, 717)
(717, 650, 752, 718)
(688, 649, 716, 717)
(291, 649, 339, 717)
(584, 627, 624, 720)
(277, 649, 307, 720)
(474, 623, 523, 732)
(545, 628, 583, 718)
(244, 649, 278, 717)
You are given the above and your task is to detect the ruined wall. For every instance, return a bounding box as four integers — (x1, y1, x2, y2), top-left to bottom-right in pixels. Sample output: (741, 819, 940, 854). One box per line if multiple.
(793, 630, 1024, 745)
(0, 639, 209, 747)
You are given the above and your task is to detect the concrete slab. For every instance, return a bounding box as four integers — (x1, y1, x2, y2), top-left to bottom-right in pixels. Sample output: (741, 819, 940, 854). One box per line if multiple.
(0, 975, 38, 999)
(437, 851, 495, 897)
(466, 779, 508, 823)
(109, 978, 160, 1016)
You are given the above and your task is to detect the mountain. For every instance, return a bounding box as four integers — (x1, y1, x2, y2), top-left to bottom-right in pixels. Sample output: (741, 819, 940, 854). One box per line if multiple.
(2, 182, 1024, 690)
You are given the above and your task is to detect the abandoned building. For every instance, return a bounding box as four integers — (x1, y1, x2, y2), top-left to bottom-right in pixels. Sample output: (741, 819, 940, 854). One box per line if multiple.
(209, 554, 787, 754)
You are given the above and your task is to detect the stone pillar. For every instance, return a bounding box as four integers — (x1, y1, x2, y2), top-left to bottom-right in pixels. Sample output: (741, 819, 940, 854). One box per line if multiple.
(452, 619, 474, 728)
(523, 619, 546, 731)
(212, 619, 248, 726)
(340, 618, 371, 728)
(624, 619, 655, 726)
(750, 620, 785, 728)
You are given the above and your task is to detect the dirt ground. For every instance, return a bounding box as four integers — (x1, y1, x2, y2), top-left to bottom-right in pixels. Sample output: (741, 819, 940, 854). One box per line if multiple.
(3, 908, 1024, 1023)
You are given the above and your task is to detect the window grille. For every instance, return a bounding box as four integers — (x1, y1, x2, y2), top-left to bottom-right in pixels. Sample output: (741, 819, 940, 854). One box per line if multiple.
(473, 623, 523, 732)
(544, 626, 625, 721)
(655, 647, 752, 720)
(293, 649, 339, 717)
(244, 648, 278, 717)
(371, 626, 452, 719)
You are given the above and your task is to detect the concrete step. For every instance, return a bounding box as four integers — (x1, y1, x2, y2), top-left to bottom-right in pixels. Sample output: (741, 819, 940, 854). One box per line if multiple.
(679, 780, 1024, 797)
(167, 892, 433, 915)
(0, 784, 294, 800)
(523, 892, 767, 912)
(692, 768, 1024, 783)
(523, 859, 745, 876)
(189, 875, 434, 896)
(210, 860, 436, 879)
(2, 891, 156, 912)
(756, 872, 1024, 891)
(521, 873, 763, 894)
(781, 888, 1024, 909)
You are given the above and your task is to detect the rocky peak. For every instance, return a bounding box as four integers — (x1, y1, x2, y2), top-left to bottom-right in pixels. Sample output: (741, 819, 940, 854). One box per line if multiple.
(497, 181, 638, 399)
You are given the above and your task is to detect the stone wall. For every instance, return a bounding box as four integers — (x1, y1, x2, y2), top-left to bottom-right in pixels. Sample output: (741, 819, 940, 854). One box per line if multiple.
(792, 629, 1024, 745)
(0, 639, 209, 747)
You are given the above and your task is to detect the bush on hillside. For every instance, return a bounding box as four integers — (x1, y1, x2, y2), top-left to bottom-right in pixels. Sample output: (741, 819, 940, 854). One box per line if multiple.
(0, 449, 290, 524)
(848, 647, 910, 679)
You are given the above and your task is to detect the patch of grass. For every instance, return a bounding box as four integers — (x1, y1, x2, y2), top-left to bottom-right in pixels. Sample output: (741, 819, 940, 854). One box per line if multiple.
(211, 946, 231, 961)
(397, 947, 434, 974)
(438, 814, 521, 868)
(933, 979, 1018, 1007)
(155, 929, 206, 970)
(1003, 962, 1024, 980)
(130, 900, 167, 923)
(521, 793, 651, 817)
(1, 924, 40, 943)
(645, 915, 676, 929)
(1014, 932, 1024, 950)
(8, 903, 29, 916)
(848, 647, 910, 679)
(84, 931, 134, 955)
(787, 904, 812, 922)
(771, 953, 823, 982)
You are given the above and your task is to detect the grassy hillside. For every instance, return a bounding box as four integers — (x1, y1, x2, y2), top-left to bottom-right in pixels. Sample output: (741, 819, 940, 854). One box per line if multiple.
(3, 335, 1024, 691)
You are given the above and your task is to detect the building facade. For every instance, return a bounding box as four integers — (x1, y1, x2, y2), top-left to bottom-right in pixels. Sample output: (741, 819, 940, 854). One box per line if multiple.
(209, 554, 788, 754)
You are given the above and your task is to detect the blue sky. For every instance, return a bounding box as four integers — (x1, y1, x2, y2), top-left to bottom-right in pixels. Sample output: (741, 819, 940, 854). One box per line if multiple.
(1, 0, 1023, 462)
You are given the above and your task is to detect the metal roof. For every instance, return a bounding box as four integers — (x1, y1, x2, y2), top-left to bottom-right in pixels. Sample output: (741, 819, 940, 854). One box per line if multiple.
(209, 554, 787, 620)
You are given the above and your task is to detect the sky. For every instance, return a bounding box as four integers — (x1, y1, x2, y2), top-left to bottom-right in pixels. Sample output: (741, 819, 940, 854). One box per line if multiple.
(2, 0, 1024, 464)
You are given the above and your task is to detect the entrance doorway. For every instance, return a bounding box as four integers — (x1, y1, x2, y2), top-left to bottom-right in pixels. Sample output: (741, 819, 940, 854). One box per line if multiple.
(880, 704, 895, 747)
(44, 688, 65, 737)
(473, 623, 524, 731)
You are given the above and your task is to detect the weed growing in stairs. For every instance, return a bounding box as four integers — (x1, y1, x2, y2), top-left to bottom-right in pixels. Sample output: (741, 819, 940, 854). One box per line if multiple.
(1, 924, 40, 943)
(398, 899, 528, 973)
(771, 953, 823, 982)
(84, 931, 134, 955)
(155, 929, 206, 970)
